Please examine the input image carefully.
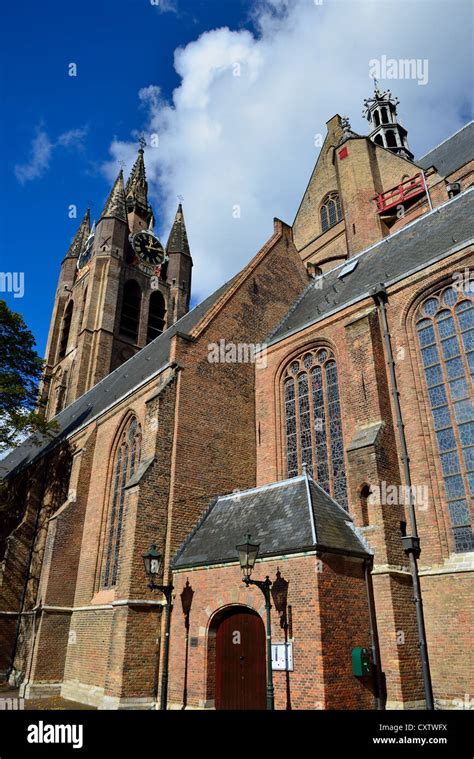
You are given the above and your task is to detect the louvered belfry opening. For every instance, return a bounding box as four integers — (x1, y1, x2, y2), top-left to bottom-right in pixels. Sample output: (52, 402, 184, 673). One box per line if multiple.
(119, 280, 142, 341)
(58, 301, 73, 359)
(147, 290, 166, 344)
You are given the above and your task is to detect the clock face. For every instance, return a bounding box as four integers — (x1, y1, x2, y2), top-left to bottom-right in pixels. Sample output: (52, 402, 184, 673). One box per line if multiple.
(77, 236, 94, 270)
(131, 231, 165, 265)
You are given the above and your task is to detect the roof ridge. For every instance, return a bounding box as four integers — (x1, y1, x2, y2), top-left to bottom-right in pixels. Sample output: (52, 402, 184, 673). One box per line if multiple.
(171, 496, 220, 568)
(308, 477, 355, 523)
(266, 277, 314, 341)
(188, 220, 288, 340)
(218, 475, 306, 501)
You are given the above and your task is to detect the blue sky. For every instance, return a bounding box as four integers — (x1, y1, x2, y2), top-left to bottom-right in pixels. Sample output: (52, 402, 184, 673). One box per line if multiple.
(1, 0, 472, 357)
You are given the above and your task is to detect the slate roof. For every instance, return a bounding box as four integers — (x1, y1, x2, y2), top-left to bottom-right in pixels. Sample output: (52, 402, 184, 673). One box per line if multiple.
(0, 277, 235, 480)
(417, 121, 474, 177)
(269, 189, 474, 345)
(65, 209, 90, 259)
(172, 475, 371, 569)
(166, 204, 190, 256)
(99, 170, 127, 222)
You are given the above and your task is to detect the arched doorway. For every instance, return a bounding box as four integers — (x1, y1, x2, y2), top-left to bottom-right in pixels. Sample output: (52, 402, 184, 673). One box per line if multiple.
(211, 606, 266, 710)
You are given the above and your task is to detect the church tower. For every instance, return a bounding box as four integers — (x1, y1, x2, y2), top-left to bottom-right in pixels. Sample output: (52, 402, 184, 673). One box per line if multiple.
(363, 82, 414, 160)
(39, 147, 193, 419)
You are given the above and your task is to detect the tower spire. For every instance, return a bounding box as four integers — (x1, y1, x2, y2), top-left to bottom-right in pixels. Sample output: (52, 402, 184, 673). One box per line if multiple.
(125, 146, 149, 211)
(166, 203, 190, 257)
(363, 85, 413, 160)
(99, 170, 128, 223)
(66, 208, 90, 259)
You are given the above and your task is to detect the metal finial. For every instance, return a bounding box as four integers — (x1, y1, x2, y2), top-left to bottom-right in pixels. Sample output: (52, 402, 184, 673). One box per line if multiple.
(341, 115, 352, 135)
(138, 135, 147, 151)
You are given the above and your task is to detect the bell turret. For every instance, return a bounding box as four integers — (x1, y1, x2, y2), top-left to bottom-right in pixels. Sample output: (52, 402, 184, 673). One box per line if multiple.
(363, 82, 413, 160)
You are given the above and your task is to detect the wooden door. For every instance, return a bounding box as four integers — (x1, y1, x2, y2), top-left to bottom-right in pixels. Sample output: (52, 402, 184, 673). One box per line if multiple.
(215, 607, 266, 710)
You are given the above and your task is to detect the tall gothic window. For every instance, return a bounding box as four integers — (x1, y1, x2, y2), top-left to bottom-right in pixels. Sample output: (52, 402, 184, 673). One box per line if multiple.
(416, 285, 474, 553)
(119, 280, 142, 341)
(283, 348, 347, 508)
(58, 301, 73, 359)
(320, 192, 343, 233)
(147, 291, 166, 344)
(102, 417, 142, 587)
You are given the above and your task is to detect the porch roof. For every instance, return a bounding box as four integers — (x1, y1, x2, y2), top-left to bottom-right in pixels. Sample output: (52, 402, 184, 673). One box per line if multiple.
(172, 475, 371, 570)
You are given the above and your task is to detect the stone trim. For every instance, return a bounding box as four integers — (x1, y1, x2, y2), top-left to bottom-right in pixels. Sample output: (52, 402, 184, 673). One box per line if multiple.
(385, 699, 427, 710)
(371, 564, 411, 577)
(20, 682, 62, 699)
(173, 550, 318, 574)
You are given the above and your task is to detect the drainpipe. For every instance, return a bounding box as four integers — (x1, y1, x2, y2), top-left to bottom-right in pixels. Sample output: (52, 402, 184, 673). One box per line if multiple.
(420, 170, 433, 212)
(370, 283, 434, 710)
(364, 557, 385, 710)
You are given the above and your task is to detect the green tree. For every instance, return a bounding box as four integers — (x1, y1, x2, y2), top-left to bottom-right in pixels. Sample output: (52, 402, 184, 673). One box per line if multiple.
(0, 299, 56, 453)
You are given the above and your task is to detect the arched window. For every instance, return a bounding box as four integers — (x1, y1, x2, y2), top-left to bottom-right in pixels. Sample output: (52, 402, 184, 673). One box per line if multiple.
(147, 291, 166, 344)
(386, 130, 397, 148)
(119, 280, 142, 341)
(55, 370, 68, 415)
(58, 301, 73, 360)
(320, 193, 343, 233)
(80, 287, 88, 332)
(416, 285, 474, 552)
(283, 348, 347, 508)
(102, 416, 142, 587)
(373, 110, 380, 127)
(381, 106, 389, 124)
(374, 134, 384, 147)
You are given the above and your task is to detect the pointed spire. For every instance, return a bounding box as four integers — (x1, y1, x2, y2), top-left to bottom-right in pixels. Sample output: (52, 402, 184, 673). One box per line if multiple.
(166, 204, 190, 256)
(125, 147, 149, 210)
(99, 170, 127, 223)
(66, 209, 90, 258)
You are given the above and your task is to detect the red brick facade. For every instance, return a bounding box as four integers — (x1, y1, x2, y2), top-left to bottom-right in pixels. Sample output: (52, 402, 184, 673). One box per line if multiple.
(1, 112, 472, 710)
(169, 555, 375, 711)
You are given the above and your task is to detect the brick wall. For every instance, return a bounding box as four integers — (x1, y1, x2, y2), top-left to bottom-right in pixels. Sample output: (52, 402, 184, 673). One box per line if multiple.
(168, 554, 375, 710)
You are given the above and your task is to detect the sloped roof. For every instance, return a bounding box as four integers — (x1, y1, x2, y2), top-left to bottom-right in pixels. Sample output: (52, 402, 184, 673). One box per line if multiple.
(65, 209, 90, 259)
(0, 278, 235, 480)
(172, 475, 370, 569)
(125, 149, 148, 209)
(166, 204, 190, 256)
(99, 170, 127, 223)
(269, 189, 474, 345)
(417, 121, 474, 177)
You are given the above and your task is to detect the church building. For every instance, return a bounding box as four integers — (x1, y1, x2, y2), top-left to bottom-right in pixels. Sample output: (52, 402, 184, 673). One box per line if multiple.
(1, 86, 473, 710)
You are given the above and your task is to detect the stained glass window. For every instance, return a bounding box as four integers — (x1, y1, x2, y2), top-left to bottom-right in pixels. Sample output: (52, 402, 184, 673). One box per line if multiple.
(320, 193, 343, 233)
(416, 286, 474, 552)
(103, 416, 142, 587)
(283, 349, 347, 508)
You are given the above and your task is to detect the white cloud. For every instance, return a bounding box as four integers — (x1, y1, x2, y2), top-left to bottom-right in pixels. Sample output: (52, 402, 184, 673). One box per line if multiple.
(15, 129, 53, 184)
(57, 127, 88, 148)
(15, 126, 88, 184)
(104, 0, 473, 304)
(153, 0, 179, 15)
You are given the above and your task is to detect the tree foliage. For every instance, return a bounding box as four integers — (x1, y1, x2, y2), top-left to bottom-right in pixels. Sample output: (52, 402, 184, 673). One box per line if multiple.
(0, 300, 56, 453)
